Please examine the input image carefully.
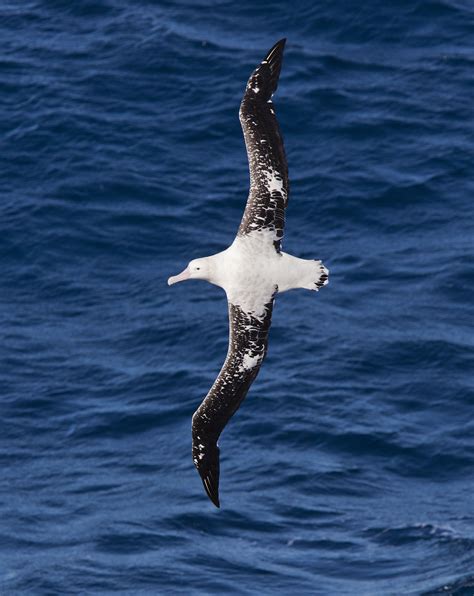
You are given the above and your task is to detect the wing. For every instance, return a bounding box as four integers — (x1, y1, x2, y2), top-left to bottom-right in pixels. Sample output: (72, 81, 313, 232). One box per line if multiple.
(238, 39, 289, 253)
(192, 290, 276, 507)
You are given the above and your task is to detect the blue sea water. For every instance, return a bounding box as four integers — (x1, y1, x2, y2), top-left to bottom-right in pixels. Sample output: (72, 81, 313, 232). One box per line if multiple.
(1, 0, 474, 593)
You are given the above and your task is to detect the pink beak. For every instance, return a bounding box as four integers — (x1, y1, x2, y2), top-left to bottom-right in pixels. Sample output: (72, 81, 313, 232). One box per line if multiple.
(168, 266, 190, 286)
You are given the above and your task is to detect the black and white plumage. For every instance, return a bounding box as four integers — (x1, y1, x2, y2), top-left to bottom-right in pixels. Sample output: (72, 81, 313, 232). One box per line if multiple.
(238, 39, 289, 252)
(168, 40, 329, 508)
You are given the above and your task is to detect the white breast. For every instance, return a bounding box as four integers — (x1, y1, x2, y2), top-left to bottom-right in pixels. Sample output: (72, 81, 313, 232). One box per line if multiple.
(212, 230, 280, 318)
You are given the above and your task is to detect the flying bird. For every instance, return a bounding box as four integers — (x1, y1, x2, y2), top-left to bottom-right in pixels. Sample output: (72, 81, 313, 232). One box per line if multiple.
(168, 39, 329, 507)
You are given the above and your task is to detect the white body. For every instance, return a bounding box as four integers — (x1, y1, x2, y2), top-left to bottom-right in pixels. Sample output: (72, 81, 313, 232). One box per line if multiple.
(205, 230, 328, 319)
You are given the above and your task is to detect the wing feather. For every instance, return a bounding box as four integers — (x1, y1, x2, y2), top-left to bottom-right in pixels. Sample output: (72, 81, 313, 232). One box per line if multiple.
(238, 39, 289, 252)
(192, 293, 275, 507)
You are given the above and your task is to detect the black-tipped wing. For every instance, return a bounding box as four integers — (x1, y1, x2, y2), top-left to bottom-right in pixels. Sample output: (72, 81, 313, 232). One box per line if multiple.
(192, 293, 276, 507)
(238, 39, 289, 252)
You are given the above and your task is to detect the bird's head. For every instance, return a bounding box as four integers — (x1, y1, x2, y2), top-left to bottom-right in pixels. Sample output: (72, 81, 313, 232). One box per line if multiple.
(167, 258, 212, 286)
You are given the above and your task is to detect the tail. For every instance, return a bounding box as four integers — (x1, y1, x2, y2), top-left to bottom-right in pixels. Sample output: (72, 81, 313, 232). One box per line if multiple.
(302, 260, 329, 291)
(245, 38, 286, 101)
(314, 261, 329, 291)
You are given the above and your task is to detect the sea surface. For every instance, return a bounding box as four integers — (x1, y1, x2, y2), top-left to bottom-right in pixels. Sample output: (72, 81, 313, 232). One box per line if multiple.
(1, 1, 473, 594)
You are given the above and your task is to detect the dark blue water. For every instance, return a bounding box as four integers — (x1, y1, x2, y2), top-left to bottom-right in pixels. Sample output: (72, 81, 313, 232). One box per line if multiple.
(1, 1, 473, 593)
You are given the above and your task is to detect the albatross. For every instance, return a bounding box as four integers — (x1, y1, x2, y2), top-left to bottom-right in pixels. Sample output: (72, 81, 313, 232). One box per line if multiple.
(168, 39, 329, 507)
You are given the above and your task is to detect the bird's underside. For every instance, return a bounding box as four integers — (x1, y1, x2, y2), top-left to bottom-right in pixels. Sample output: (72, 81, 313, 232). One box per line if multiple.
(169, 39, 329, 507)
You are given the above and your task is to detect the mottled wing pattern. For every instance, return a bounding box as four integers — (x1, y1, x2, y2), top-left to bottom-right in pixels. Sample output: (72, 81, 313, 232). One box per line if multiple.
(192, 291, 276, 507)
(238, 39, 289, 252)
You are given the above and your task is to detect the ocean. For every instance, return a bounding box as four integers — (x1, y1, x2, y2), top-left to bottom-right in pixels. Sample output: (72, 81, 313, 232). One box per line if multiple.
(1, 1, 473, 593)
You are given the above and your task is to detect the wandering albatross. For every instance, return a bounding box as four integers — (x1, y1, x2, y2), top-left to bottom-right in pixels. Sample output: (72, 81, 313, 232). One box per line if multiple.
(168, 39, 329, 507)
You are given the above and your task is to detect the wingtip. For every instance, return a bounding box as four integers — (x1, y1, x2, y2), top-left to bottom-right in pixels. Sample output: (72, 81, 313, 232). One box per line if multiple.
(200, 469, 221, 508)
(268, 38, 286, 50)
(263, 38, 287, 64)
(203, 473, 221, 508)
(193, 437, 221, 508)
(243, 38, 287, 102)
